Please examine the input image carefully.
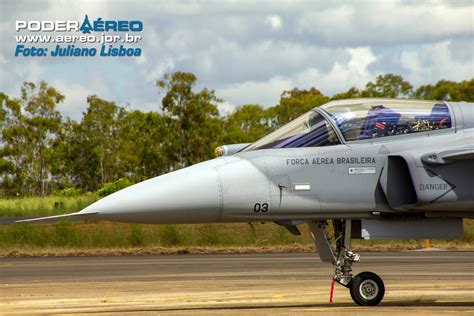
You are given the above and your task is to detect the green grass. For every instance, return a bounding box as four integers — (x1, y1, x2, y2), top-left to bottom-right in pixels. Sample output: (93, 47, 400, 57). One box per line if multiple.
(0, 195, 98, 217)
(0, 222, 313, 250)
(0, 220, 473, 256)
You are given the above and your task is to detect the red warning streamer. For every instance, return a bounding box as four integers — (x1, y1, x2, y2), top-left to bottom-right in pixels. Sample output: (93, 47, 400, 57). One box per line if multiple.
(329, 278, 335, 304)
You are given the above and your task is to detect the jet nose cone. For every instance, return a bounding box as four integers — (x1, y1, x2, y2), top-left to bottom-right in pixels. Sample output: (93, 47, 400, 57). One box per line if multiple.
(80, 160, 225, 224)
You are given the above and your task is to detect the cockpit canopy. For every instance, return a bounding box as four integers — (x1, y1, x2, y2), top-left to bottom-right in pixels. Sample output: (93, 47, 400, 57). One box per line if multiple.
(244, 111, 340, 151)
(244, 99, 452, 151)
(323, 99, 451, 141)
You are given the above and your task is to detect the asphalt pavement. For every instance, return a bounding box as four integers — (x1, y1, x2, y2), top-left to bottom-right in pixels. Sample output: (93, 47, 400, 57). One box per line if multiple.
(1, 252, 473, 315)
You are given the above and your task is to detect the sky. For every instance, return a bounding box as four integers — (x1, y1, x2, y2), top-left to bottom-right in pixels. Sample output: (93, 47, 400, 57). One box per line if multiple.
(0, 0, 473, 120)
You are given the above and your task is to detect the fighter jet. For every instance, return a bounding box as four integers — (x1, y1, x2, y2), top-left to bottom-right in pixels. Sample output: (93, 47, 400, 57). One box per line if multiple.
(19, 98, 474, 306)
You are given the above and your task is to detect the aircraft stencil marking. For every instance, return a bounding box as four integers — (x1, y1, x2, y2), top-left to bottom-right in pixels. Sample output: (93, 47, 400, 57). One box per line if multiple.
(378, 145, 390, 154)
(348, 167, 376, 174)
(425, 168, 457, 204)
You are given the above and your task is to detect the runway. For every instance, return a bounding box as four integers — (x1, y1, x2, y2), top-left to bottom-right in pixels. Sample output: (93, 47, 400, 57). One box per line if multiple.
(1, 252, 473, 315)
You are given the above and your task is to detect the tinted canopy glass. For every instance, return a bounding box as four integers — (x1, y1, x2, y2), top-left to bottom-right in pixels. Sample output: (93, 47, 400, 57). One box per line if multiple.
(244, 111, 340, 151)
(322, 100, 451, 141)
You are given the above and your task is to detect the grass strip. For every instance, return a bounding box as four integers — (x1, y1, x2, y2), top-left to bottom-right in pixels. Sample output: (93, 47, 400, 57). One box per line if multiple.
(1, 221, 473, 257)
(0, 195, 98, 217)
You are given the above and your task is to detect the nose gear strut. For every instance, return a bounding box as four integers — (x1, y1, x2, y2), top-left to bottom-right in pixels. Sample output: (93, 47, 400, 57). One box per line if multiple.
(309, 220, 385, 306)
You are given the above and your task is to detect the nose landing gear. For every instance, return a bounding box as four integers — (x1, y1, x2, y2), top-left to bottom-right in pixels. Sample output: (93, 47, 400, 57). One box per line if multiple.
(309, 220, 385, 306)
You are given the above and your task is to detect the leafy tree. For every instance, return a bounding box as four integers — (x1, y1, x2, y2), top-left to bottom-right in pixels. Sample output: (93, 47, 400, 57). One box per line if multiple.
(97, 177, 134, 197)
(0, 93, 21, 195)
(268, 88, 329, 129)
(457, 78, 474, 101)
(223, 104, 269, 144)
(62, 96, 126, 191)
(415, 78, 474, 102)
(1, 82, 63, 195)
(23, 82, 64, 195)
(0, 93, 7, 130)
(157, 72, 222, 168)
(331, 87, 362, 100)
(53, 118, 79, 190)
(362, 74, 413, 98)
(118, 110, 171, 180)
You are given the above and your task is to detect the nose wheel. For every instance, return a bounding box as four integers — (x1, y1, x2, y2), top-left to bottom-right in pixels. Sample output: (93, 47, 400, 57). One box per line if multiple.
(349, 271, 385, 306)
(309, 220, 385, 306)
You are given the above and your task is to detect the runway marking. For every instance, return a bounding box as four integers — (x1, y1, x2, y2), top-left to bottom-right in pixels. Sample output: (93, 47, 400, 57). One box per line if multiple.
(272, 294, 289, 298)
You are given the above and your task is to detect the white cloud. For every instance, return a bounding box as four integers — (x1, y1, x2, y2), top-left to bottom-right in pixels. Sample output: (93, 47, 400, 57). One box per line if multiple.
(145, 59, 175, 83)
(264, 15, 283, 30)
(218, 76, 292, 108)
(88, 71, 112, 98)
(215, 46, 378, 111)
(0, 52, 7, 65)
(401, 40, 474, 87)
(317, 47, 377, 92)
(296, 2, 473, 45)
(0, 0, 472, 119)
(0, 60, 46, 96)
(218, 100, 236, 115)
(51, 79, 91, 120)
(51, 70, 117, 120)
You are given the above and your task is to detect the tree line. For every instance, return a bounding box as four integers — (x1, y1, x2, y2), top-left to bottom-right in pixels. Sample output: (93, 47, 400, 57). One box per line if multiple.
(0, 72, 472, 197)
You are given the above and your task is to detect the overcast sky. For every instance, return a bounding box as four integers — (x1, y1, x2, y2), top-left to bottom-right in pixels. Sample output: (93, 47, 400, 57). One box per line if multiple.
(0, 0, 473, 120)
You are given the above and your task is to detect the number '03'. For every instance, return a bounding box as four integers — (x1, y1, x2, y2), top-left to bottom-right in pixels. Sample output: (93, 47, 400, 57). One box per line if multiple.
(254, 203, 268, 212)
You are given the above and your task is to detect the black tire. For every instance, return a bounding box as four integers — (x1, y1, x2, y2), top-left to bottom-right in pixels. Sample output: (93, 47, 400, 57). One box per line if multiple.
(349, 272, 385, 306)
